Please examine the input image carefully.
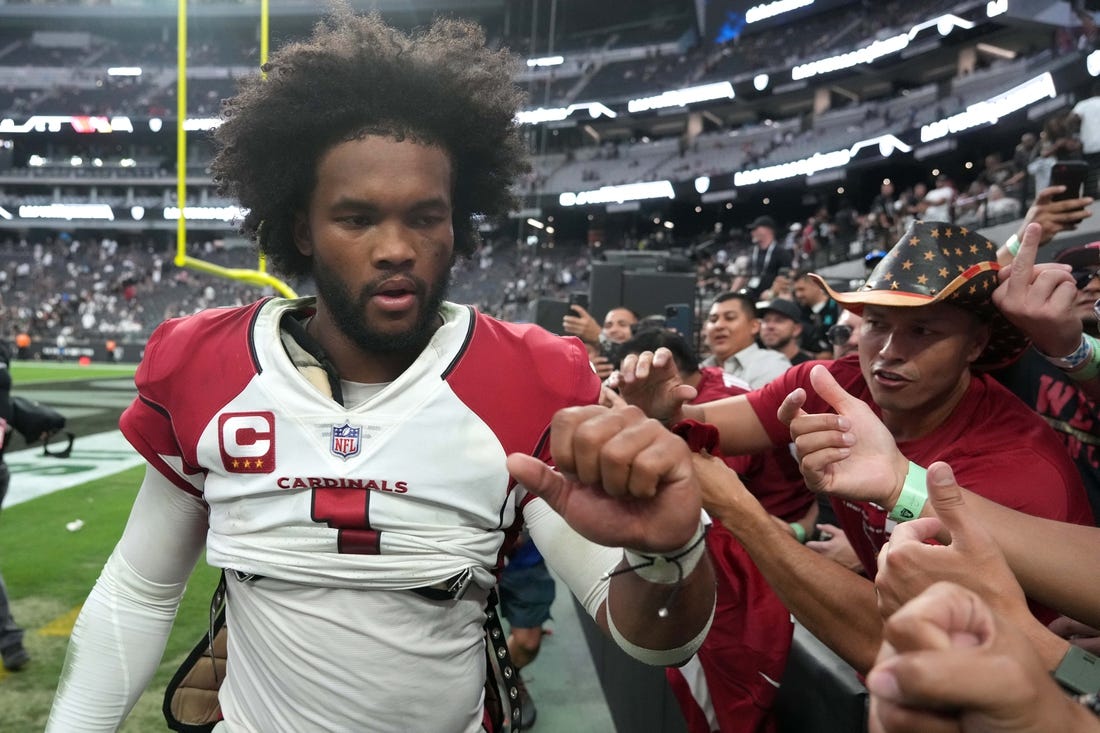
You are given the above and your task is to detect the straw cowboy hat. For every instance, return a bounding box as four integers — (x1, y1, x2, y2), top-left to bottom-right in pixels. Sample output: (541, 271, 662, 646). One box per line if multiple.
(808, 220, 1029, 369)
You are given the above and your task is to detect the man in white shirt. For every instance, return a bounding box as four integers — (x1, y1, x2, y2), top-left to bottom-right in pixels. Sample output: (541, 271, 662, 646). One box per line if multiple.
(923, 174, 956, 223)
(1072, 88, 1100, 195)
(700, 291, 791, 388)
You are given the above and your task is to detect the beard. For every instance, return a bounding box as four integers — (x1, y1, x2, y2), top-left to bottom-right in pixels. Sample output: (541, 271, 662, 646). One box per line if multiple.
(762, 335, 791, 350)
(311, 257, 452, 355)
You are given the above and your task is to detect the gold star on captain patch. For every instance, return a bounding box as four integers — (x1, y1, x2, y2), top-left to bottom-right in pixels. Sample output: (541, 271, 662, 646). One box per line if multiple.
(232, 459, 240, 469)
(255, 458, 264, 468)
(243, 459, 252, 469)
(917, 274, 928, 285)
(902, 260, 913, 270)
(909, 236, 920, 246)
(969, 244, 979, 254)
(924, 250, 936, 261)
(931, 228, 940, 238)
(890, 281, 900, 289)
(939, 267, 949, 277)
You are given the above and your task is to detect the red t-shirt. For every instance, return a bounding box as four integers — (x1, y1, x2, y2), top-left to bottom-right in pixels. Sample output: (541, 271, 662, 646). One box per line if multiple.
(695, 367, 814, 522)
(745, 355, 1093, 578)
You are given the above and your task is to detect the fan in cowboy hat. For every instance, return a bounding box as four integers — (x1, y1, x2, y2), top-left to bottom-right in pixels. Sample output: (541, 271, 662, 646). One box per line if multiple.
(807, 220, 1030, 369)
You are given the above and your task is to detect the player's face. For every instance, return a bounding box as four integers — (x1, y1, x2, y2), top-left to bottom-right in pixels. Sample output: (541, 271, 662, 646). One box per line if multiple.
(858, 303, 987, 425)
(297, 135, 455, 357)
(704, 299, 758, 362)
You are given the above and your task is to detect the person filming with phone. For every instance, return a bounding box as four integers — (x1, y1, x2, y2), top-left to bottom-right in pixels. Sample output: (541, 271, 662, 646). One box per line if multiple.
(562, 300, 639, 377)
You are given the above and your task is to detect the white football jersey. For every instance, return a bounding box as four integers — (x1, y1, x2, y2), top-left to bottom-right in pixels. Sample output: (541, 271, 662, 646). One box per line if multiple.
(121, 296, 601, 732)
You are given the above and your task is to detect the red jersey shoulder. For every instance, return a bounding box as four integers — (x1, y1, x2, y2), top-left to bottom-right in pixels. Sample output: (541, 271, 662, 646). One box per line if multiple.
(445, 310, 600, 460)
(136, 299, 268, 406)
(453, 311, 601, 407)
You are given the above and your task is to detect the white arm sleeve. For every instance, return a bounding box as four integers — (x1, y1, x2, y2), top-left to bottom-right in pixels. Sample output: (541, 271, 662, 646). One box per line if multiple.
(46, 466, 208, 733)
(523, 495, 620, 620)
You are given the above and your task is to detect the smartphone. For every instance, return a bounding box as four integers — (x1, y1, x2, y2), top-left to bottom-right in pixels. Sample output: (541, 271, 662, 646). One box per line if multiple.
(1050, 161, 1090, 201)
(664, 303, 693, 341)
(568, 292, 589, 311)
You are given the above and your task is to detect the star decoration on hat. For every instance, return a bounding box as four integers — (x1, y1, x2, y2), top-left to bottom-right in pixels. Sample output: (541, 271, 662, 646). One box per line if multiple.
(806, 219, 1030, 370)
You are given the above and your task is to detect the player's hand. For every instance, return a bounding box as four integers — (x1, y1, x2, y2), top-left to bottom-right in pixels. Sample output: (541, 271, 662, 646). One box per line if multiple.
(611, 347, 697, 423)
(562, 305, 601, 344)
(781, 364, 909, 507)
(875, 463, 1032, 633)
(1015, 185, 1093, 247)
(993, 222, 1080, 358)
(867, 582, 1093, 733)
(506, 404, 701, 553)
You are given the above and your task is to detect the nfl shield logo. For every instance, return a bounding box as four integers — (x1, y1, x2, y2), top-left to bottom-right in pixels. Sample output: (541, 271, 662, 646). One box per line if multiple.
(331, 423, 361, 460)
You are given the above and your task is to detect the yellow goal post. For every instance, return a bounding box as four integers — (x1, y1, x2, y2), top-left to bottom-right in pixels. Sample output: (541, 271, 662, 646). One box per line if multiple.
(174, 0, 297, 298)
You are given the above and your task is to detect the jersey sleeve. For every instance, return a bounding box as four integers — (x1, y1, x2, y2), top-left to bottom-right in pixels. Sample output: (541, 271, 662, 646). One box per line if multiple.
(120, 321, 207, 498)
(119, 301, 266, 498)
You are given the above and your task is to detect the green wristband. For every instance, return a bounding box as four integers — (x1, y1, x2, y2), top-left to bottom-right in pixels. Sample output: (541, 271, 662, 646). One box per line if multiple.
(789, 522, 807, 543)
(1068, 335, 1100, 383)
(888, 462, 928, 522)
(1054, 645, 1100, 696)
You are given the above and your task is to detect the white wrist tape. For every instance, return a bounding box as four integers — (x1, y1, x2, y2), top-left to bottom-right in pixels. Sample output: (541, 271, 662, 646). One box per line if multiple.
(607, 598, 715, 666)
(621, 523, 707, 585)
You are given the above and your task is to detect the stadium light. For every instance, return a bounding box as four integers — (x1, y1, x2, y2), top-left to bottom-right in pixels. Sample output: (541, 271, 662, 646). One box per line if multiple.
(19, 204, 115, 221)
(746, 0, 813, 23)
(526, 218, 545, 229)
(183, 117, 222, 131)
(526, 56, 564, 67)
(107, 67, 143, 77)
(515, 102, 616, 125)
(0, 115, 132, 134)
(1089, 50, 1100, 77)
(753, 73, 770, 92)
(694, 176, 711, 194)
(627, 82, 734, 113)
(163, 205, 246, 222)
(792, 13, 976, 82)
(920, 72, 1056, 143)
(559, 181, 675, 207)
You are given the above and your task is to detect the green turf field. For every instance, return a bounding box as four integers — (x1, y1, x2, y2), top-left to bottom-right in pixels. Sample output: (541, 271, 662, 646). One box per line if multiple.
(11, 361, 138, 384)
(1, 364, 219, 732)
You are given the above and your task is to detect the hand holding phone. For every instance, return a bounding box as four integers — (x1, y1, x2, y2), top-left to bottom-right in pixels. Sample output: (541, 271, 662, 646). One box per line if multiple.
(1050, 161, 1089, 201)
